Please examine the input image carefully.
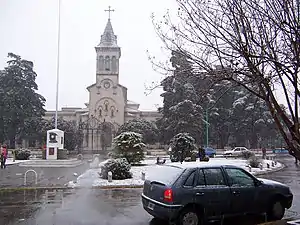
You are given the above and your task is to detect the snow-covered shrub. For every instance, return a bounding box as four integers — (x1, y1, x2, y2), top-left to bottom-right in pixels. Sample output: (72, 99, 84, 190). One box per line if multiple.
(113, 132, 146, 164)
(169, 133, 196, 163)
(191, 151, 197, 161)
(241, 150, 255, 159)
(116, 118, 158, 144)
(14, 149, 31, 160)
(100, 158, 133, 180)
(107, 151, 116, 159)
(201, 156, 210, 162)
(248, 156, 261, 168)
(77, 154, 83, 160)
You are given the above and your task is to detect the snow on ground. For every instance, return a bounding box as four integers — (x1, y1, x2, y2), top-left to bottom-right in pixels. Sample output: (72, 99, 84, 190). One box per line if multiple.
(68, 158, 283, 188)
(6, 158, 27, 165)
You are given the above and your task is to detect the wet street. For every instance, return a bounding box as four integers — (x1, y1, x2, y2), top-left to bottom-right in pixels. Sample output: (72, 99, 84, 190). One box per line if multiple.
(258, 155, 300, 219)
(0, 155, 299, 225)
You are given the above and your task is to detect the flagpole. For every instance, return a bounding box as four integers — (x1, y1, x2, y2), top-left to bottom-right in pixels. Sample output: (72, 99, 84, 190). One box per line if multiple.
(55, 0, 61, 129)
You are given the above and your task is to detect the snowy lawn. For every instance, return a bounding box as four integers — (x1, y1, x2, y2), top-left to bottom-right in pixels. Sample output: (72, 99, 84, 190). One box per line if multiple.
(69, 158, 283, 188)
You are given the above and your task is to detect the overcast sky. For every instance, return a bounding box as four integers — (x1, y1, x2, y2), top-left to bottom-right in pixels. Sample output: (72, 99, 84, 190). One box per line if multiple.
(0, 0, 174, 110)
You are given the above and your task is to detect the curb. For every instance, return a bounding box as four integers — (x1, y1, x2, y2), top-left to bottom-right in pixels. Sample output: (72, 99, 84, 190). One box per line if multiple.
(253, 163, 286, 176)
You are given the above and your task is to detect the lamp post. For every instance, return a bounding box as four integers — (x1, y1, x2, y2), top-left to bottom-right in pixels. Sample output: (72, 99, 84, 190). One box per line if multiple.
(202, 109, 210, 147)
(54, 0, 62, 129)
(206, 109, 209, 147)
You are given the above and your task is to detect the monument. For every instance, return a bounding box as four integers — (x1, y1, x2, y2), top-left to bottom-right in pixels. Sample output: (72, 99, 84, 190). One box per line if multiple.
(46, 129, 64, 160)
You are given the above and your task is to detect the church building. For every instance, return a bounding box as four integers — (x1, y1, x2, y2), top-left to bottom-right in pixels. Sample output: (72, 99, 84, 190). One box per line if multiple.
(44, 12, 161, 152)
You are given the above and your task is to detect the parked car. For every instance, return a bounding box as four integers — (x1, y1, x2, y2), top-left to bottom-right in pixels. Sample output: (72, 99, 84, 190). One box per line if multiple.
(223, 147, 249, 157)
(273, 148, 289, 154)
(204, 147, 216, 158)
(142, 163, 293, 225)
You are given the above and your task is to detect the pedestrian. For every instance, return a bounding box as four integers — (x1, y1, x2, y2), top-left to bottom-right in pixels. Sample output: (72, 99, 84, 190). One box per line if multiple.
(262, 147, 266, 159)
(1, 144, 8, 169)
(198, 147, 205, 161)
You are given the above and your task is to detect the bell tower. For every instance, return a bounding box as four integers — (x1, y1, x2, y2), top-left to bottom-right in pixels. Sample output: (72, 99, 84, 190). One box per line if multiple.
(95, 6, 121, 84)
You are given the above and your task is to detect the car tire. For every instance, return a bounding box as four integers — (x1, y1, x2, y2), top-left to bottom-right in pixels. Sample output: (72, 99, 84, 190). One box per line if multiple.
(267, 199, 285, 221)
(178, 207, 203, 225)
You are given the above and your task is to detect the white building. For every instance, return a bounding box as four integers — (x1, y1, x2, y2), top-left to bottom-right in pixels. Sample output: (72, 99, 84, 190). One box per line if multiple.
(44, 17, 161, 152)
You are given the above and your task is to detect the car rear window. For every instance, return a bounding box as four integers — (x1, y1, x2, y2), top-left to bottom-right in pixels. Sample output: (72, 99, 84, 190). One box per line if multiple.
(146, 165, 183, 185)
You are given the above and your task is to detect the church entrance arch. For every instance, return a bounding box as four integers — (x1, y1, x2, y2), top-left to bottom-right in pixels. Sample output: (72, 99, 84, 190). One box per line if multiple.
(99, 122, 115, 151)
(81, 116, 116, 153)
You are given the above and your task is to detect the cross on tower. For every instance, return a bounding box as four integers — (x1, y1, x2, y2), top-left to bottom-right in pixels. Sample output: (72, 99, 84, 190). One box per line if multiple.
(105, 6, 115, 19)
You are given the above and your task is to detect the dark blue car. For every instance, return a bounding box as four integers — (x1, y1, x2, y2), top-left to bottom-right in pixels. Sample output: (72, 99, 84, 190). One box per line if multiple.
(272, 148, 289, 154)
(142, 164, 293, 225)
(204, 147, 216, 158)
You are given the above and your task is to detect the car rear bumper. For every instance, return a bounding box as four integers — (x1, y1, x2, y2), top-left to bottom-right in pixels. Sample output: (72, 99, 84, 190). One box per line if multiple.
(141, 193, 182, 220)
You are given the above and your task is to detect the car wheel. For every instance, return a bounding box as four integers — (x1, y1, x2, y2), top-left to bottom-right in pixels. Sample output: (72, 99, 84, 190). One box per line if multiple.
(178, 208, 202, 225)
(267, 200, 285, 221)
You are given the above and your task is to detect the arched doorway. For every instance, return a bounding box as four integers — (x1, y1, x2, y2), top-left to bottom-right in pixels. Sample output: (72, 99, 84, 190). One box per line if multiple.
(100, 122, 114, 151)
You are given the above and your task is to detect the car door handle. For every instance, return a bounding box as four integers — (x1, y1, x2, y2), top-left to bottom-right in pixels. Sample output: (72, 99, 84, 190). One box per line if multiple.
(196, 192, 205, 196)
(232, 191, 240, 195)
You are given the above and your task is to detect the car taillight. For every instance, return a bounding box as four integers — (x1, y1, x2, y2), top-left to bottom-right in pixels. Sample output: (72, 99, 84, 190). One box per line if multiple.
(163, 189, 173, 202)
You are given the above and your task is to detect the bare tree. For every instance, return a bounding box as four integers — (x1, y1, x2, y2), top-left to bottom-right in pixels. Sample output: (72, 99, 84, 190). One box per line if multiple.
(152, 0, 300, 159)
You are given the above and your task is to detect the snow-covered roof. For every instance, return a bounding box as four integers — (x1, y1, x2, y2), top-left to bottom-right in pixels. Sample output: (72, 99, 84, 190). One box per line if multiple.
(127, 100, 139, 105)
(126, 113, 136, 117)
(75, 108, 89, 113)
(167, 159, 246, 169)
(61, 107, 82, 111)
(125, 107, 140, 112)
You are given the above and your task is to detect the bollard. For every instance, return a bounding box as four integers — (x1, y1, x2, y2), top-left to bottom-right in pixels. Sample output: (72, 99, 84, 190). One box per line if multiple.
(248, 165, 252, 172)
(108, 171, 112, 182)
(267, 163, 270, 168)
(13, 150, 16, 162)
(259, 163, 263, 170)
(271, 161, 275, 167)
(141, 172, 146, 181)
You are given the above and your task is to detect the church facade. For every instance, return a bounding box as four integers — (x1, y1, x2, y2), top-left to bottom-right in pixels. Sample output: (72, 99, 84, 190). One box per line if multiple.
(44, 18, 161, 152)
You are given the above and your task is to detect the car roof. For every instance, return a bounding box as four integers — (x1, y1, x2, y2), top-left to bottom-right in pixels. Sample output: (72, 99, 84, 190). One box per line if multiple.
(162, 162, 243, 170)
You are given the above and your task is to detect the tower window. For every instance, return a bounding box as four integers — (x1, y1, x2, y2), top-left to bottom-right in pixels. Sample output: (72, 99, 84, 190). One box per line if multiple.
(105, 56, 110, 71)
(98, 56, 104, 71)
(111, 56, 117, 71)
